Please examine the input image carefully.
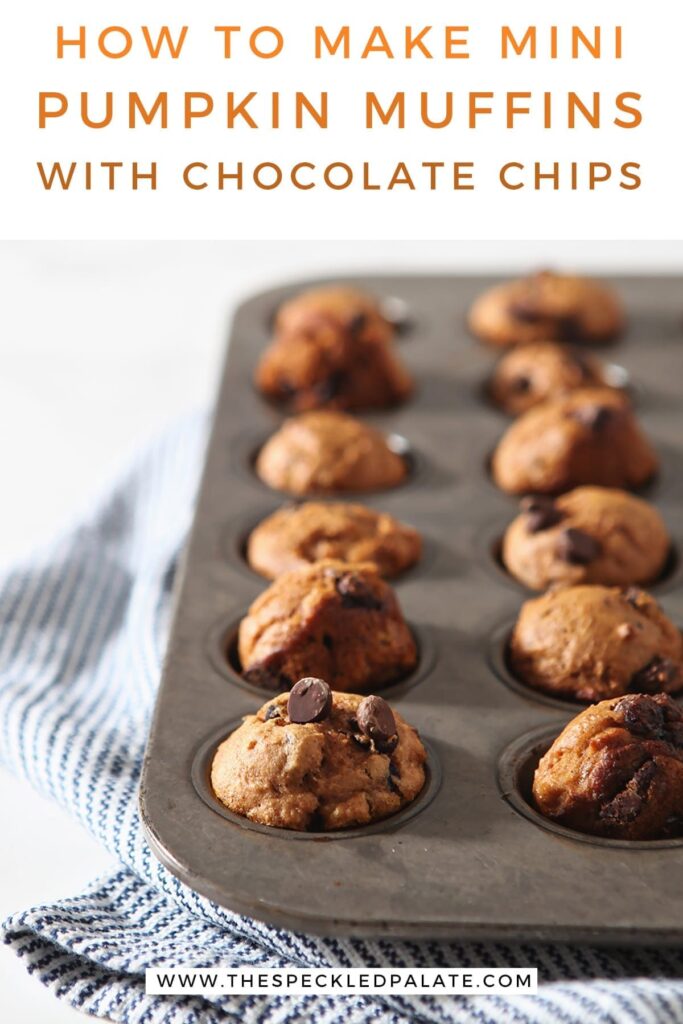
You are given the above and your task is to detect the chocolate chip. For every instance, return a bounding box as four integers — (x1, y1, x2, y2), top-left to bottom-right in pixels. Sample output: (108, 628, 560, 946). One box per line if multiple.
(276, 379, 296, 400)
(591, 744, 647, 803)
(322, 633, 334, 650)
(307, 810, 325, 832)
(336, 572, 382, 610)
(557, 314, 582, 344)
(351, 731, 371, 750)
(346, 714, 367, 745)
(264, 704, 281, 720)
(629, 657, 679, 695)
(569, 404, 617, 431)
(508, 298, 543, 324)
(520, 496, 555, 514)
(599, 759, 657, 826)
(314, 371, 345, 403)
(511, 375, 531, 394)
(614, 693, 667, 737)
(348, 313, 367, 336)
(243, 666, 292, 692)
(556, 528, 601, 565)
(527, 509, 564, 533)
(387, 762, 401, 795)
(357, 695, 398, 753)
(661, 701, 683, 747)
(662, 698, 683, 725)
(520, 496, 564, 534)
(287, 677, 333, 724)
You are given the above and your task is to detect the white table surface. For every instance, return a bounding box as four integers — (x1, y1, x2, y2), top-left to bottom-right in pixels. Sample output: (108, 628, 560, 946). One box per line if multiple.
(1, 239, 682, 1022)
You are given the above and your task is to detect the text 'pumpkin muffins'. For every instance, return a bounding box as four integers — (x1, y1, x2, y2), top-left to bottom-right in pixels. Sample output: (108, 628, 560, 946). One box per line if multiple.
(247, 501, 422, 580)
(255, 286, 413, 412)
(255, 410, 408, 495)
(469, 270, 624, 349)
(237, 559, 418, 692)
(502, 487, 670, 591)
(491, 389, 658, 495)
(533, 694, 683, 840)
(211, 684, 427, 831)
(509, 585, 683, 703)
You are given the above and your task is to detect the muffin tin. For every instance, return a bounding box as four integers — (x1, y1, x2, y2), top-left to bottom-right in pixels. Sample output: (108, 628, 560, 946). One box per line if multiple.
(140, 274, 683, 943)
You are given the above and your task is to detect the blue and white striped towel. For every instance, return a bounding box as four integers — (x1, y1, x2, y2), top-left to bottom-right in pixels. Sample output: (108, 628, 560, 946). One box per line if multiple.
(2, 415, 683, 1024)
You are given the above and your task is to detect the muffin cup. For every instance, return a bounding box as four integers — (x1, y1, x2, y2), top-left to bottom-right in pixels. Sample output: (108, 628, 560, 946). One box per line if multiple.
(205, 612, 437, 701)
(498, 724, 683, 850)
(192, 720, 442, 840)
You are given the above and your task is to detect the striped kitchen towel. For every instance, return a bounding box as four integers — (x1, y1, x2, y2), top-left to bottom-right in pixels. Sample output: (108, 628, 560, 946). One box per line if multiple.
(2, 414, 683, 1024)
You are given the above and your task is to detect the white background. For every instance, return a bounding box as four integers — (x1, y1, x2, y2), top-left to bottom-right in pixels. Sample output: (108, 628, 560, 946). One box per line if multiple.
(2, 0, 683, 239)
(1, 239, 683, 1022)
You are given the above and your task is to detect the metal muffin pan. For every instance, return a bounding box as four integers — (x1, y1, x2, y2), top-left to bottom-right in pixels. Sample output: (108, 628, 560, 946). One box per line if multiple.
(140, 274, 683, 942)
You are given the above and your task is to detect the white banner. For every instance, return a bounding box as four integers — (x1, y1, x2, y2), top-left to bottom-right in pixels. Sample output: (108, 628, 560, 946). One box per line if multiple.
(145, 967, 538, 996)
(1, 0, 681, 239)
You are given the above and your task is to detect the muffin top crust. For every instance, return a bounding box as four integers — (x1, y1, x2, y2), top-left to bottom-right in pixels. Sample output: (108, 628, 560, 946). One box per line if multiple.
(509, 584, 683, 702)
(247, 501, 421, 580)
(502, 487, 670, 591)
(469, 271, 624, 349)
(533, 693, 683, 840)
(211, 684, 427, 831)
(255, 411, 408, 495)
(238, 559, 418, 693)
(255, 286, 412, 412)
(489, 341, 616, 416)
(491, 389, 658, 495)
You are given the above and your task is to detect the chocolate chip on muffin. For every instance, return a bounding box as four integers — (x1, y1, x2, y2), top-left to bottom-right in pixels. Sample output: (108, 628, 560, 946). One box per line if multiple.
(509, 584, 683, 702)
(255, 411, 408, 495)
(532, 694, 683, 840)
(489, 342, 617, 415)
(519, 495, 565, 534)
(211, 686, 427, 831)
(287, 677, 333, 723)
(555, 527, 602, 565)
(237, 559, 418, 693)
(491, 389, 658, 495)
(246, 501, 421, 580)
(255, 286, 413, 411)
(469, 271, 624, 349)
(502, 487, 670, 590)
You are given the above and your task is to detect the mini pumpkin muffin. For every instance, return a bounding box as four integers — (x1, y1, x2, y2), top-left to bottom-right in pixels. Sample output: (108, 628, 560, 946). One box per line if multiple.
(502, 488, 670, 591)
(255, 286, 413, 411)
(211, 681, 427, 831)
(247, 502, 421, 580)
(255, 411, 408, 495)
(532, 693, 683, 840)
(491, 389, 658, 495)
(238, 559, 418, 692)
(469, 270, 624, 349)
(509, 585, 683, 702)
(489, 342, 616, 416)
